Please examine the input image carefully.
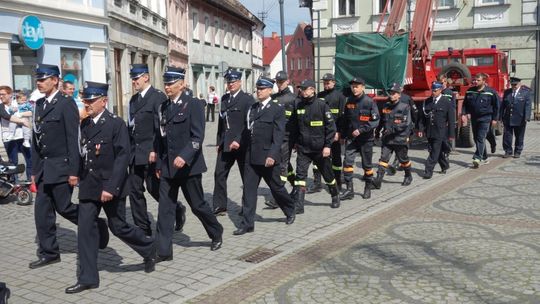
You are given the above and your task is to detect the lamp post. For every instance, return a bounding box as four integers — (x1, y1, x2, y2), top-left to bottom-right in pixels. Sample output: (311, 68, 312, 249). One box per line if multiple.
(279, 0, 286, 72)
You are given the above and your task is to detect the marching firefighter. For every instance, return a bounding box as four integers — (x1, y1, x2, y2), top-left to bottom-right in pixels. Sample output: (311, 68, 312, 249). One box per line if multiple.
(373, 83, 413, 189)
(417, 82, 456, 179)
(340, 77, 379, 200)
(314, 73, 346, 192)
(290, 79, 339, 213)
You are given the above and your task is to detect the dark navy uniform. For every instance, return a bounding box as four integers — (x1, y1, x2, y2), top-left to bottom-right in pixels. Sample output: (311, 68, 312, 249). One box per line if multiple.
(272, 86, 297, 186)
(441, 87, 457, 153)
(155, 68, 223, 257)
(30, 64, 110, 269)
(237, 77, 295, 233)
(418, 85, 456, 178)
(127, 64, 185, 235)
(317, 84, 346, 190)
(76, 106, 154, 289)
(213, 70, 254, 215)
(340, 82, 379, 200)
(290, 80, 339, 213)
(462, 84, 499, 164)
(374, 96, 413, 188)
(500, 80, 532, 157)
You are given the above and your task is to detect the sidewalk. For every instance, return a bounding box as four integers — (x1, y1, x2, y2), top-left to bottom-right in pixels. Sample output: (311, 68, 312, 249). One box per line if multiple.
(1, 120, 539, 304)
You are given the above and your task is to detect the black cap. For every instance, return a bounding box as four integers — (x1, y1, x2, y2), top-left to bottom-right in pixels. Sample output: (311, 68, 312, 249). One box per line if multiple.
(35, 64, 60, 80)
(130, 64, 149, 79)
(297, 79, 316, 89)
(321, 73, 335, 81)
(349, 77, 365, 85)
(275, 71, 288, 81)
(81, 81, 108, 100)
(256, 76, 275, 89)
(510, 77, 521, 84)
(163, 66, 185, 84)
(388, 82, 402, 92)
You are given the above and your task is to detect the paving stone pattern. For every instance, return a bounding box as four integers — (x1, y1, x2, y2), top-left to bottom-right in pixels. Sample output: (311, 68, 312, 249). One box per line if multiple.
(1, 121, 540, 303)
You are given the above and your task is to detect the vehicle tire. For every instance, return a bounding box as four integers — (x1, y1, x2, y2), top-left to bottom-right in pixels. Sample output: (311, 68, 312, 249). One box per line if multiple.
(495, 121, 503, 136)
(441, 62, 472, 83)
(16, 189, 33, 206)
(458, 125, 474, 148)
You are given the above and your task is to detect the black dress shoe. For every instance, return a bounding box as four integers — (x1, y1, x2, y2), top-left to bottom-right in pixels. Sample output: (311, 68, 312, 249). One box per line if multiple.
(440, 169, 447, 174)
(210, 238, 222, 251)
(156, 255, 173, 263)
(264, 200, 279, 209)
(514, 153, 521, 158)
(97, 218, 109, 249)
(65, 283, 99, 294)
(423, 172, 432, 179)
(213, 207, 227, 216)
(285, 214, 295, 225)
(503, 153, 512, 158)
(144, 257, 156, 273)
(233, 227, 254, 236)
(29, 256, 61, 269)
(175, 204, 186, 231)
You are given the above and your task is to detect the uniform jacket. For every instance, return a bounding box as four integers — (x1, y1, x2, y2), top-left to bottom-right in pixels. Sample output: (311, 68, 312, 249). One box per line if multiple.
(500, 86, 532, 126)
(418, 94, 456, 140)
(342, 93, 379, 141)
(128, 86, 166, 166)
(462, 85, 499, 121)
(155, 91, 207, 179)
(271, 87, 296, 139)
(78, 110, 130, 201)
(246, 99, 286, 165)
(442, 87, 457, 107)
(290, 96, 336, 153)
(216, 89, 254, 152)
(317, 88, 346, 133)
(399, 93, 418, 127)
(380, 100, 411, 145)
(31, 91, 80, 184)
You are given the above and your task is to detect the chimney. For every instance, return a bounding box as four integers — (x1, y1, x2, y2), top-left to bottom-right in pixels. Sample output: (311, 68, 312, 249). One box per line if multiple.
(272, 32, 278, 39)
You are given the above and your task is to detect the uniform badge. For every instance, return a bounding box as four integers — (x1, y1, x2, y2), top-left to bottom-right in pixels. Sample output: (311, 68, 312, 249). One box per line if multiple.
(192, 142, 200, 149)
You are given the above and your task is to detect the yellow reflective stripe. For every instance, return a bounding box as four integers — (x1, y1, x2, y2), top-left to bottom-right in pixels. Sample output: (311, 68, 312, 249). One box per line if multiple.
(297, 109, 305, 114)
(343, 166, 354, 173)
(330, 108, 339, 114)
(481, 92, 494, 96)
(379, 161, 389, 168)
(287, 170, 295, 176)
(310, 121, 323, 126)
(442, 94, 452, 98)
(280, 175, 288, 182)
(332, 165, 342, 171)
(285, 110, 292, 116)
(326, 179, 336, 185)
(295, 180, 306, 186)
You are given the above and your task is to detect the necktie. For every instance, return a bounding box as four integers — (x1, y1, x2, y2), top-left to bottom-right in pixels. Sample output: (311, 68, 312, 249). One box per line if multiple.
(512, 90, 516, 98)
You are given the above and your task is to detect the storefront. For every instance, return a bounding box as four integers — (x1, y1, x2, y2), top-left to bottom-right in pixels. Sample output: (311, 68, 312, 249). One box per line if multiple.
(0, 3, 108, 99)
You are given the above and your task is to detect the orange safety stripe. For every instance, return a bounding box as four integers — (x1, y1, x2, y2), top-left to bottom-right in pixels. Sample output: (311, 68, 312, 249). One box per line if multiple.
(358, 115, 370, 122)
(346, 103, 356, 109)
(379, 161, 389, 168)
(343, 166, 354, 173)
(400, 161, 412, 168)
(382, 108, 392, 114)
(364, 169, 374, 175)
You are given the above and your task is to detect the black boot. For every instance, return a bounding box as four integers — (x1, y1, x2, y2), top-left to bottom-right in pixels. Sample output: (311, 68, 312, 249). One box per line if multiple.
(329, 185, 340, 208)
(340, 181, 354, 200)
(295, 187, 305, 214)
(334, 170, 343, 192)
(307, 170, 322, 193)
(372, 169, 385, 190)
(402, 168, 413, 186)
(362, 180, 372, 199)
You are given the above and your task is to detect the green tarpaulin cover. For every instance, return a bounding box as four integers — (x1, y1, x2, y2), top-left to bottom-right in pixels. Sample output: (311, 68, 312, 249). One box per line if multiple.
(335, 32, 409, 90)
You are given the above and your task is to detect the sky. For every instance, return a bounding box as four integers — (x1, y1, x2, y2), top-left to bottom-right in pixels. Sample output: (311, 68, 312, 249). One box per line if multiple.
(238, 0, 312, 36)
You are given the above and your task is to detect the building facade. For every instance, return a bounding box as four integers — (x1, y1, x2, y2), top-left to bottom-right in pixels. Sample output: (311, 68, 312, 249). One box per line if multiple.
(263, 32, 293, 79)
(167, 0, 189, 69)
(286, 23, 314, 87)
(0, 0, 108, 96)
(108, 0, 168, 117)
(312, 0, 538, 90)
(187, 0, 259, 99)
(251, 17, 265, 89)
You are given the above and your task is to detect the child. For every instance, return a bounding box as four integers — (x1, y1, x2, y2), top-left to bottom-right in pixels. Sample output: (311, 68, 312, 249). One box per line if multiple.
(7, 92, 33, 148)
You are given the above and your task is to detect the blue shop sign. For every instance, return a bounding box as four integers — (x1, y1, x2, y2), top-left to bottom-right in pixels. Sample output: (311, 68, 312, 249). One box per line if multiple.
(19, 15, 45, 50)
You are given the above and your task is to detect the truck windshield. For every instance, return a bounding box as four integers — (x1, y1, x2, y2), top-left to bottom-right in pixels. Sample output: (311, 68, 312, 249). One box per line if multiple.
(466, 56, 494, 67)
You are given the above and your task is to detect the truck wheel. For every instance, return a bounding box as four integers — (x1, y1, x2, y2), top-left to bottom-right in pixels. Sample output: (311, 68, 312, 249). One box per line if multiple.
(16, 189, 33, 206)
(458, 125, 474, 148)
(441, 62, 472, 84)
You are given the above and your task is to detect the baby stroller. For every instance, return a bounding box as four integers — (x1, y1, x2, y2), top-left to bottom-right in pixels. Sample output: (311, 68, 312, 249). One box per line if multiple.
(0, 162, 33, 206)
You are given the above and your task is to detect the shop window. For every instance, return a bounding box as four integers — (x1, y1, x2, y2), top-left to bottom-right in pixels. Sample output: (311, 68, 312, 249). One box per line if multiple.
(61, 49, 84, 98)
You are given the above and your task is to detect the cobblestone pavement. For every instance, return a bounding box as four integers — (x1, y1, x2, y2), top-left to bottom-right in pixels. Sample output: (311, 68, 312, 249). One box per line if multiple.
(1, 121, 539, 304)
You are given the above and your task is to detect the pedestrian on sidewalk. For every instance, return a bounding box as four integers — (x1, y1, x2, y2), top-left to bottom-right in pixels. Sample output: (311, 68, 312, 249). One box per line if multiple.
(500, 77, 532, 158)
(461, 73, 500, 168)
(66, 81, 156, 294)
(206, 86, 217, 122)
(233, 77, 295, 235)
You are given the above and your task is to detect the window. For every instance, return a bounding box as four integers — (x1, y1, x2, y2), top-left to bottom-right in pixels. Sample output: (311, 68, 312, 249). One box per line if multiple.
(466, 56, 495, 67)
(239, 36, 244, 52)
(338, 0, 355, 16)
(434, 57, 460, 67)
(142, 10, 148, 20)
(204, 16, 211, 43)
(214, 18, 220, 45)
(297, 58, 302, 70)
(152, 16, 157, 25)
(306, 58, 310, 68)
(479, 0, 505, 4)
(114, 0, 122, 7)
(439, 0, 455, 7)
(290, 59, 294, 71)
(192, 12, 199, 41)
(223, 22, 229, 48)
(378, 0, 394, 13)
(61, 48, 84, 99)
(129, 3, 136, 14)
(232, 26, 236, 50)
